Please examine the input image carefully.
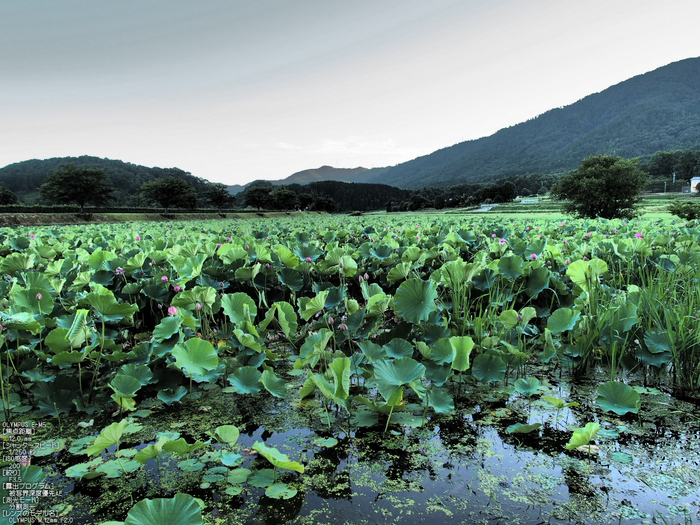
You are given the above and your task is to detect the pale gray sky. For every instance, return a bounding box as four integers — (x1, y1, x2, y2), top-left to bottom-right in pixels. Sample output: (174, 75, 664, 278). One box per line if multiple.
(2, 0, 699, 185)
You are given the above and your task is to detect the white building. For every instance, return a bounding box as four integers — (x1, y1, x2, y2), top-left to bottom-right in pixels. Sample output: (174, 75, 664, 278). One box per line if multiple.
(691, 177, 700, 193)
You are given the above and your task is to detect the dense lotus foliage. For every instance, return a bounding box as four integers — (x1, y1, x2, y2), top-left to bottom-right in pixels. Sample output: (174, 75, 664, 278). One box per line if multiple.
(1, 215, 699, 522)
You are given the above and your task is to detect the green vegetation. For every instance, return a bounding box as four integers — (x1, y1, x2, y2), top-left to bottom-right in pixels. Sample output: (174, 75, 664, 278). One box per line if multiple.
(551, 155, 648, 218)
(139, 176, 198, 214)
(1, 214, 700, 523)
(40, 163, 115, 213)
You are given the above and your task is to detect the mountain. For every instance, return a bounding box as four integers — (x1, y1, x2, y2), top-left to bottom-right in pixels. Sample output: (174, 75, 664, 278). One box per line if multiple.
(0, 156, 213, 204)
(364, 57, 700, 188)
(273, 165, 381, 185)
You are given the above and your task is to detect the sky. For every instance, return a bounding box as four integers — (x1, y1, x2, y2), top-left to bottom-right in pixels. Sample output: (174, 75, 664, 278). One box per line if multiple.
(2, 0, 699, 186)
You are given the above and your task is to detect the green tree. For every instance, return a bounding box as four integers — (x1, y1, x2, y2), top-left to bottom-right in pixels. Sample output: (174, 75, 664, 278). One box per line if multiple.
(39, 163, 114, 212)
(551, 155, 648, 219)
(0, 186, 19, 205)
(206, 183, 234, 213)
(244, 186, 273, 210)
(140, 176, 197, 213)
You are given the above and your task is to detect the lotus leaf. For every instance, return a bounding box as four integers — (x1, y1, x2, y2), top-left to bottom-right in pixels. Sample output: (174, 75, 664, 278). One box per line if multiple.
(393, 278, 438, 324)
(450, 336, 474, 372)
(221, 292, 257, 324)
(260, 369, 287, 398)
(471, 354, 506, 383)
(87, 419, 130, 456)
(172, 338, 218, 378)
(123, 493, 203, 525)
(596, 381, 641, 415)
(566, 422, 600, 450)
(252, 441, 304, 473)
(507, 423, 542, 434)
(227, 366, 262, 395)
(547, 308, 580, 334)
(266, 482, 298, 500)
(513, 377, 543, 397)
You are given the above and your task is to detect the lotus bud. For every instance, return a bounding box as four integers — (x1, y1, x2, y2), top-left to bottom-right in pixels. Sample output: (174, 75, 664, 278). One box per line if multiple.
(338, 323, 348, 331)
(306, 257, 312, 262)
(196, 302, 202, 311)
(339, 261, 344, 268)
(173, 285, 181, 293)
(168, 306, 178, 316)
(36, 293, 42, 300)
(135, 235, 141, 240)
(328, 317, 334, 325)
(161, 276, 168, 282)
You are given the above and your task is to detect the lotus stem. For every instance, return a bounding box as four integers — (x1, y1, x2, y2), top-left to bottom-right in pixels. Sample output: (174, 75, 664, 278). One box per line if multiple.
(384, 405, 394, 433)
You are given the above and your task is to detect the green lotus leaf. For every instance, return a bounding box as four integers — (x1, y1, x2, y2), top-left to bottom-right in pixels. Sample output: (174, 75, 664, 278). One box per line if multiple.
(260, 369, 287, 398)
(134, 444, 162, 464)
(252, 441, 304, 473)
(566, 422, 600, 450)
(547, 308, 580, 334)
(274, 245, 300, 268)
(566, 258, 608, 292)
(328, 356, 351, 400)
(221, 293, 257, 324)
(513, 377, 543, 397)
(610, 451, 633, 464)
(97, 458, 141, 478)
(214, 425, 240, 445)
(338, 255, 357, 277)
(85, 288, 138, 321)
(387, 262, 412, 283)
(450, 336, 474, 372)
(13, 287, 54, 316)
(596, 381, 641, 415)
(248, 468, 276, 488)
(110, 375, 142, 397)
(644, 328, 672, 354)
(498, 256, 524, 280)
(152, 316, 182, 342)
(374, 357, 426, 406)
(300, 290, 328, 321)
(507, 423, 542, 434)
(499, 310, 519, 330)
(314, 437, 338, 448)
(116, 364, 154, 386)
(33, 439, 66, 457)
(227, 468, 251, 484)
(87, 419, 130, 456)
(266, 482, 298, 500)
(382, 338, 414, 359)
(172, 338, 219, 378)
(227, 366, 262, 395)
(0, 311, 42, 334)
(525, 267, 550, 298)
(220, 451, 243, 466)
(542, 396, 579, 409)
(393, 278, 438, 324)
(124, 493, 203, 525)
(471, 354, 506, 383)
(163, 438, 208, 457)
(428, 387, 455, 414)
(157, 386, 187, 405)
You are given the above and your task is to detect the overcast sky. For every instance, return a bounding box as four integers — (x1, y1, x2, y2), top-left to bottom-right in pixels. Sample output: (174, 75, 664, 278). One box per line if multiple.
(2, 0, 699, 186)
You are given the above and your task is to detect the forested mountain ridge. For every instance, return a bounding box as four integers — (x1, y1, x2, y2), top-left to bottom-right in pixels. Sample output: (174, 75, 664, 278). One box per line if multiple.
(0, 156, 212, 205)
(369, 57, 700, 188)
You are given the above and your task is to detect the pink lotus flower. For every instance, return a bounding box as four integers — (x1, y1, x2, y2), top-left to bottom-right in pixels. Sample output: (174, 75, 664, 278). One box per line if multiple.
(36, 293, 42, 300)
(168, 306, 178, 316)
(306, 257, 312, 262)
(196, 302, 202, 311)
(161, 276, 168, 282)
(530, 253, 538, 260)
(635, 232, 643, 239)
(499, 238, 506, 245)
(328, 317, 334, 325)
(135, 235, 141, 241)
(173, 285, 181, 293)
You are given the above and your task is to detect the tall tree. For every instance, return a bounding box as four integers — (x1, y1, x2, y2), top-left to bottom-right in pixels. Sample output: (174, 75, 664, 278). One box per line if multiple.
(206, 183, 234, 213)
(551, 155, 648, 219)
(0, 186, 19, 205)
(140, 176, 197, 213)
(39, 163, 114, 212)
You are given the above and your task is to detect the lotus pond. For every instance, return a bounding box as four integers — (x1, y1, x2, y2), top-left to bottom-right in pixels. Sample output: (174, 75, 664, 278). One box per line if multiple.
(1, 215, 700, 524)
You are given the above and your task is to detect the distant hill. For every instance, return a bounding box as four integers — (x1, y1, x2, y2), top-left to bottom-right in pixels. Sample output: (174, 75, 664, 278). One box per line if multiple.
(0, 156, 213, 205)
(274, 165, 379, 185)
(364, 57, 700, 188)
